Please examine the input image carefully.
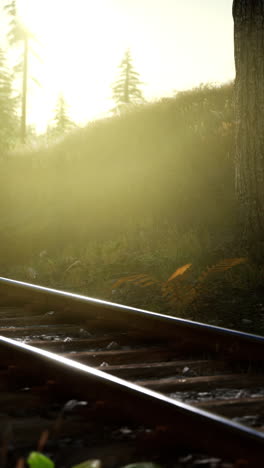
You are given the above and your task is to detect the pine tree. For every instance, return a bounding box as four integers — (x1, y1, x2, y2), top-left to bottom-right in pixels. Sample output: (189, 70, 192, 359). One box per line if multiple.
(4, 0, 33, 143)
(112, 49, 144, 109)
(50, 94, 75, 137)
(4, 0, 27, 44)
(0, 48, 18, 153)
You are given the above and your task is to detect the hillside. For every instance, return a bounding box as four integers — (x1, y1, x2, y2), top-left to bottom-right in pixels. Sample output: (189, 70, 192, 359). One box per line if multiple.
(0, 82, 236, 264)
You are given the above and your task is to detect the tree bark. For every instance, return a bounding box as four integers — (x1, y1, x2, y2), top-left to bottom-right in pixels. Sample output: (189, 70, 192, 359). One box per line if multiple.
(233, 0, 264, 254)
(21, 36, 28, 144)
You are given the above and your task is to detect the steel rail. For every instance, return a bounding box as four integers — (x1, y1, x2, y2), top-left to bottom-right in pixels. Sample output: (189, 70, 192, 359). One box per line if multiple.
(0, 335, 264, 466)
(0, 276, 264, 360)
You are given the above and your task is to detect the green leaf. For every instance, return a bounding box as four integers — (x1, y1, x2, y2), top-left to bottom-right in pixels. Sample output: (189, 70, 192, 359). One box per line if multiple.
(27, 452, 55, 468)
(72, 460, 101, 468)
(121, 464, 162, 468)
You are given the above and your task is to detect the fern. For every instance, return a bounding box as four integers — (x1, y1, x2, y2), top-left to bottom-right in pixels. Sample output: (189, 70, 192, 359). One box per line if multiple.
(196, 258, 247, 283)
(167, 263, 192, 282)
(169, 257, 247, 309)
(112, 274, 149, 288)
(112, 258, 247, 312)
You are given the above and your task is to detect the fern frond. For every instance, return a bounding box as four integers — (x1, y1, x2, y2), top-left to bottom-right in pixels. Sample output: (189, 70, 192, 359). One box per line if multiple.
(167, 263, 192, 282)
(133, 276, 159, 286)
(186, 258, 247, 307)
(197, 257, 247, 283)
(112, 274, 149, 289)
(140, 280, 158, 287)
(134, 276, 155, 284)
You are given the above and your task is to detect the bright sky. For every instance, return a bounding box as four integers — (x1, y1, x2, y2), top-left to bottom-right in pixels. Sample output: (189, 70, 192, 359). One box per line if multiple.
(0, 0, 234, 133)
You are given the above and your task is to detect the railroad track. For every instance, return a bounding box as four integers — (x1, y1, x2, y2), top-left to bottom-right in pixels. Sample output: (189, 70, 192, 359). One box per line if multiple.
(0, 277, 263, 467)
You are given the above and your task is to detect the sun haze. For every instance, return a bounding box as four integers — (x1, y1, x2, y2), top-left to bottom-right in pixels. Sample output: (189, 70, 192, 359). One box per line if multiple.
(11, 0, 234, 132)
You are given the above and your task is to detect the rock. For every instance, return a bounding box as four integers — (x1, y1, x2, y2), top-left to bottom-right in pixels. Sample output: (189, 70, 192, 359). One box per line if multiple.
(106, 341, 119, 350)
(79, 329, 92, 337)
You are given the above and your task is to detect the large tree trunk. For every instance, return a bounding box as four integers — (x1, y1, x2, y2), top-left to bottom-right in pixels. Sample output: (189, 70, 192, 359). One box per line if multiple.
(21, 36, 28, 144)
(233, 0, 264, 254)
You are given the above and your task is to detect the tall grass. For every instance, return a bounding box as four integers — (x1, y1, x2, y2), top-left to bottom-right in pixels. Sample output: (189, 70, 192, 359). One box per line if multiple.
(0, 82, 236, 265)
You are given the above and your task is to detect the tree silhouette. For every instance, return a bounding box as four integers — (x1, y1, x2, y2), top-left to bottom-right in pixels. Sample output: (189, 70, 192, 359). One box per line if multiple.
(233, 0, 264, 255)
(0, 48, 18, 153)
(50, 94, 75, 137)
(4, 0, 35, 143)
(4, 1, 27, 44)
(112, 49, 144, 109)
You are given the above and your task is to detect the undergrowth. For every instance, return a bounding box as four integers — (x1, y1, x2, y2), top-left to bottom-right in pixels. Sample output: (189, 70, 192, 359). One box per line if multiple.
(0, 82, 235, 263)
(2, 231, 264, 334)
(112, 257, 247, 313)
(1, 82, 264, 333)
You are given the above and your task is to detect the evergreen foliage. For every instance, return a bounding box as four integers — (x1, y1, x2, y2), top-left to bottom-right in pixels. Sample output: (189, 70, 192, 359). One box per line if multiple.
(4, 0, 28, 44)
(50, 94, 76, 137)
(0, 48, 18, 153)
(112, 49, 144, 109)
(4, 0, 36, 143)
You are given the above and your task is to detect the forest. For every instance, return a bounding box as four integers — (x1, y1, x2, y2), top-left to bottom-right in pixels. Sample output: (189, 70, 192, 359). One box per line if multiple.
(1, 0, 264, 336)
(2, 3, 264, 467)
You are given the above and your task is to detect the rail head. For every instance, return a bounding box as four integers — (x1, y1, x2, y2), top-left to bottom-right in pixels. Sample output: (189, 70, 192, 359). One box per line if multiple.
(0, 276, 263, 360)
(0, 334, 264, 466)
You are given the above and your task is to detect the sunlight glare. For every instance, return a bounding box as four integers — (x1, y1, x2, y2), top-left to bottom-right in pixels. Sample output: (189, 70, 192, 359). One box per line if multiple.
(16, 0, 132, 129)
(13, 0, 235, 132)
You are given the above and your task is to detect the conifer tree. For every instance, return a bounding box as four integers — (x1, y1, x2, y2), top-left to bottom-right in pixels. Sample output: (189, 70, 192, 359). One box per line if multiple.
(50, 94, 75, 137)
(4, 0, 27, 44)
(4, 0, 33, 143)
(0, 48, 18, 153)
(112, 49, 144, 108)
